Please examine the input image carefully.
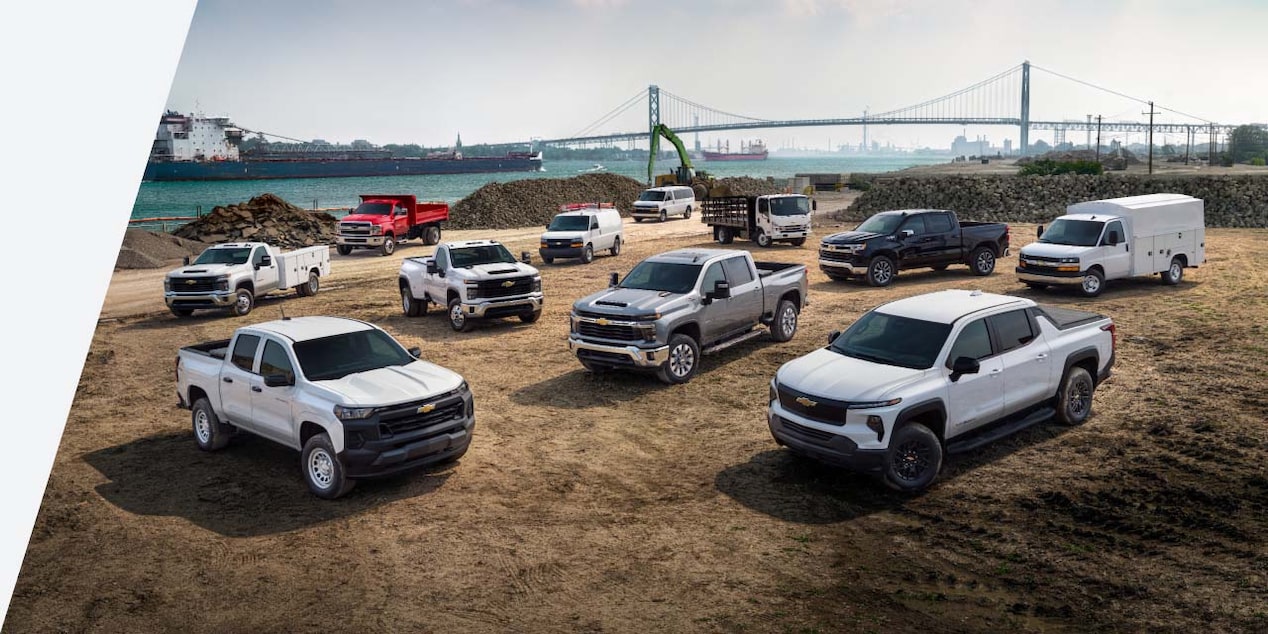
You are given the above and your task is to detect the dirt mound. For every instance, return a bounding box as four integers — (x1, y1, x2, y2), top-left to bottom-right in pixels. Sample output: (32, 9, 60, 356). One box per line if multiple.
(716, 176, 786, 197)
(114, 229, 209, 270)
(448, 173, 645, 230)
(172, 193, 338, 249)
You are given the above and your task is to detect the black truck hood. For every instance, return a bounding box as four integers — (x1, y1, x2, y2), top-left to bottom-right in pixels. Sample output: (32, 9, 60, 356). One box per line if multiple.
(821, 230, 886, 245)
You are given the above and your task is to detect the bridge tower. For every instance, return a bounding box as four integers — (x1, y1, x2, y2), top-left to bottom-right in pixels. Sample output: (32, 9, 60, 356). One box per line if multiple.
(1019, 61, 1031, 156)
(648, 85, 660, 152)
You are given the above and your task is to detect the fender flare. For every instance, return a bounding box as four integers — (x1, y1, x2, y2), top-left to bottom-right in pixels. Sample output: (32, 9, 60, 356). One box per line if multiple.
(895, 398, 947, 440)
(1062, 346, 1100, 386)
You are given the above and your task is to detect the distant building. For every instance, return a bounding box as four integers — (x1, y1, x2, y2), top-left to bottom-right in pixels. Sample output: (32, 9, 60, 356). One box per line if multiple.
(1004, 139, 1013, 154)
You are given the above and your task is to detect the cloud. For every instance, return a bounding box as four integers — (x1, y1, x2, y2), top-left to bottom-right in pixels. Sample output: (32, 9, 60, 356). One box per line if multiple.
(570, 0, 629, 8)
(784, 0, 918, 22)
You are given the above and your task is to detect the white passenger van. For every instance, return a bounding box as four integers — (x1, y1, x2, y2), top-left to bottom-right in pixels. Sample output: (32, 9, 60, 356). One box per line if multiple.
(631, 186, 696, 222)
(539, 203, 625, 264)
(1016, 193, 1205, 297)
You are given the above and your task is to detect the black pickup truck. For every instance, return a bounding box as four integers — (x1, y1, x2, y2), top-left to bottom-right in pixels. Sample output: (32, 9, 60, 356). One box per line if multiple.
(818, 209, 1010, 287)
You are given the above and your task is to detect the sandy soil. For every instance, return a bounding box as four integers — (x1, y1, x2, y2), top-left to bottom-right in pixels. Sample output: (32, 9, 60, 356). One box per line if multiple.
(8, 211, 1266, 633)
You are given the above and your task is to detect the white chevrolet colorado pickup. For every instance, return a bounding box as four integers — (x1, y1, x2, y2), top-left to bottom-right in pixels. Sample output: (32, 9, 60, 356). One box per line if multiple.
(176, 316, 474, 499)
(768, 290, 1115, 492)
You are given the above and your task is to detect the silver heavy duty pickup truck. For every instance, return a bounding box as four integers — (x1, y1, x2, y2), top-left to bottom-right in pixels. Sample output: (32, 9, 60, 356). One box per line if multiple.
(176, 316, 474, 499)
(398, 240, 544, 331)
(569, 248, 808, 384)
(768, 290, 1114, 492)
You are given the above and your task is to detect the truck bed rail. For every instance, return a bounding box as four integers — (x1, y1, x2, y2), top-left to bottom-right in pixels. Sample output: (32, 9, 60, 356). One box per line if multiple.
(700, 196, 752, 228)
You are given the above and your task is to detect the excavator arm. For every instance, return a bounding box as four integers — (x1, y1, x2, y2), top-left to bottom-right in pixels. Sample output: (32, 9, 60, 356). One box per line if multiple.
(647, 124, 695, 185)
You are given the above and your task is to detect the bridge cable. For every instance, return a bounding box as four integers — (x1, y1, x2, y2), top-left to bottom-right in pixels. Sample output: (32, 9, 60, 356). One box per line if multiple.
(1029, 64, 1213, 124)
(567, 89, 648, 140)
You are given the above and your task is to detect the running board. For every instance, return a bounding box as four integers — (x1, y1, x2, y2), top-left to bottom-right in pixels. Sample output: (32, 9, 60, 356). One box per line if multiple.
(701, 329, 766, 355)
(945, 406, 1055, 455)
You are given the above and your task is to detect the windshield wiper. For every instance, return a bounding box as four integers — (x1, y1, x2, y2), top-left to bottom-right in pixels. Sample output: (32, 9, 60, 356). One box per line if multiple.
(844, 350, 894, 365)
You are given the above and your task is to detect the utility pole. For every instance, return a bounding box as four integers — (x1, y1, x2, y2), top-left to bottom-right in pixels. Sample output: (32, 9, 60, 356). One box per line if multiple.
(1208, 124, 1215, 164)
(1143, 101, 1159, 174)
(1184, 126, 1192, 165)
(1095, 115, 1102, 162)
(1086, 115, 1092, 149)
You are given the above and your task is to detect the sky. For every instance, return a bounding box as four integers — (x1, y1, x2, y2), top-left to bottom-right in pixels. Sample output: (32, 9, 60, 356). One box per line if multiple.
(164, 0, 1267, 151)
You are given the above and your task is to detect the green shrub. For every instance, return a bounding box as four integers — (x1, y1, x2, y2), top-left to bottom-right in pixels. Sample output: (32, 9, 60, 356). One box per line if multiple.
(1018, 159, 1103, 176)
(1250, 157, 1266, 166)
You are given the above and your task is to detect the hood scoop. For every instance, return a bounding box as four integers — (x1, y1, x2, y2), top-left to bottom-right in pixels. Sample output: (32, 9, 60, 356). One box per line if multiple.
(488, 268, 518, 275)
(596, 300, 628, 307)
(183, 269, 208, 273)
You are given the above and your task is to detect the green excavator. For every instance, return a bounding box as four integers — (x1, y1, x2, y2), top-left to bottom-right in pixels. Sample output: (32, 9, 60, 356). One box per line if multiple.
(647, 124, 730, 200)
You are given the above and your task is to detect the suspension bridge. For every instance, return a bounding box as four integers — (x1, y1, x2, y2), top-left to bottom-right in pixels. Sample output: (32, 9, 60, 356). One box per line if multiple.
(536, 61, 1239, 154)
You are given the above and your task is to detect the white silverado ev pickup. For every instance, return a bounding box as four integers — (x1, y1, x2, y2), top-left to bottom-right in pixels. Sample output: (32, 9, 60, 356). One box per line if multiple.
(176, 316, 474, 499)
(398, 239, 543, 331)
(165, 242, 330, 317)
(768, 290, 1115, 492)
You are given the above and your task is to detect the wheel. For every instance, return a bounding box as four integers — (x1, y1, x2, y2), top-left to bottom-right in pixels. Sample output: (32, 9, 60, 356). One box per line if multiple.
(684, 206, 692, 219)
(717, 226, 734, 244)
(448, 297, 473, 332)
(659, 210, 668, 223)
(542, 256, 554, 264)
(232, 288, 254, 317)
(169, 306, 194, 318)
(296, 270, 319, 297)
(580, 244, 594, 264)
(969, 246, 996, 276)
(769, 299, 799, 342)
(655, 334, 700, 385)
(1079, 269, 1104, 297)
(1162, 256, 1183, 285)
(519, 310, 541, 324)
(423, 225, 441, 245)
(380, 235, 396, 256)
(336, 245, 353, 256)
(401, 284, 425, 317)
(579, 359, 610, 374)
(301, 433, 355, 500)
(931, 264, 949, 271)
(865, 256, 896, 287)
(1024, 282, 1048, 290)
(882, 423, 943, 493)
(191, 398, 231, 451)
(755, 230, 772, 248)
(790, 237, 806, 247)
(1055, 366, 1095, 426)
(609, 237, 621, 257)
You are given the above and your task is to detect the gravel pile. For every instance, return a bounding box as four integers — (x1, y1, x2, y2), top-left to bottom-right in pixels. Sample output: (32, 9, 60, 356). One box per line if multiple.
(448, 173, 645, 230)
(715, 176, 786, 197)
(172, 194, 338, 249)
(114, 229, 209, 270)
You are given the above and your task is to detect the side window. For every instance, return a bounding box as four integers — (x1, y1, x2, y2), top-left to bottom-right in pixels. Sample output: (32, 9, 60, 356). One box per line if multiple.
(230, 334, 261, 372)
(395, 204, 408, 217)
(701, 262, 726, 291)
(259, 339, 295, 381)
(721, 256, 754, 285)
(1103, 220, 1125, 245)
(434, 247, 449, 270)
(757, 198, 769, 213)
(902, 215, 928, 235)
(590, 217, 599, 230)
(989, 310, 1035, 352)
(251, 246, 267, 266)
(926, 213, 953, 233)
(946, 319, 992, 365)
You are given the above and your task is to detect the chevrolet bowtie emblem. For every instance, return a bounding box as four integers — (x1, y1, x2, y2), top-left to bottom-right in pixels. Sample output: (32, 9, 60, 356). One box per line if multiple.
(596, 318, 610, 326)
(418, 403, 435, 414)
(185, 279, 196, 285)
(795, 396, 817, 407)
(501, 280, 514, 288)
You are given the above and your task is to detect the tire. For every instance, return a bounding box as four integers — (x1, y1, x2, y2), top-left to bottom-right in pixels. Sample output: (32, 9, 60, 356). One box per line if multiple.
(755, 230, 772, 248)
(609, 237, 621, 257)
(448, 297, 473, 332)
(296, 271, 319, 297)
(717, 226, 734, 244)
(1161, 256, 1183, 285)
(301, 433, 355, 500)
(659, 210, 668, 223)
(684, 206, 692, 219)
(424, 225, 441, 246)
(580, 244, 594, 264)
(656, 334, 700, 385)
(542, 256, 554, 264)
(1079, 269, 1104, 297)
(769, 299, 799, 343)
(969, 246, 996, 276)
(865, 256, 897, 287)
(519, 310, 541, 324)
(232, 288, 254, 317)
(191, 398, 231, 451)
(580, 359, 610, 374)
(882, 423, 943, 493)
(336, 245, 353, 256)
(1024, 282, 1048, 290)
(380, 235, 396, 256)
(401, 284, 425, 317)
(789, 238, 806, 247)
(1055, 366, 1095, 426)
(169, 306, 194, 318)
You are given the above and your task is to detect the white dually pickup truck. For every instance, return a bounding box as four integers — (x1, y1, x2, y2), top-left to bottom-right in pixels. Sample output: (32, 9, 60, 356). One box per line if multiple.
(176, 316, 474, 499)
(398, 239, 543, 331)
(768, 289, 1115, 492)
(165, 242, 330, 317)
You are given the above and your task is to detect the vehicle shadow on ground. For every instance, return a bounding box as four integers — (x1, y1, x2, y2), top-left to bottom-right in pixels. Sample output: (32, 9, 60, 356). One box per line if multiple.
(716, 422, 1075, 524)
(84, 432, 452, 537)
(331, 241, 435, 260)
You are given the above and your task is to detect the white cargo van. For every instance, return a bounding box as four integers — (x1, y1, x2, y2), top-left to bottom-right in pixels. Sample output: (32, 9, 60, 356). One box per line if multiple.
(1016, 193, 1205, 297)
(539, 203, 624, 264)
(632, 186, 695, 222)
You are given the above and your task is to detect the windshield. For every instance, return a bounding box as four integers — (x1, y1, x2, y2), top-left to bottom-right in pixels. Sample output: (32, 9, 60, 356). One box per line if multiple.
(1039, 218, 1105, 247)
(618, 261, 701, 294)
(352, 202, 393, 215)
(769, 197, 810, 217)
(450, 244, 517, 267)
(193, 247, 250, 265)
(638, 191, 666, 202)
(829, 310, 952, 370)
(856, 213, 904, 234)
(548, 216, 590, 232)
(293, 329, 414, 381)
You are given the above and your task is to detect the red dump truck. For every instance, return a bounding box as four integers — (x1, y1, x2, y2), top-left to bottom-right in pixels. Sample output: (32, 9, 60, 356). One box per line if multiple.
(336, 194, 450, 256)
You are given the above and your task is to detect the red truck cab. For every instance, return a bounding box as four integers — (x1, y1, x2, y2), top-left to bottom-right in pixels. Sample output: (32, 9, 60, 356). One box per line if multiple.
(336, 194, 450, 256)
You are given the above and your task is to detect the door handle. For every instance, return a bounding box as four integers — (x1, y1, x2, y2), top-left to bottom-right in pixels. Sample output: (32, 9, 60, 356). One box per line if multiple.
(223, 377, 233, 383)
(1036, 353, 1048, 360)
(251, 386, 262, 393)
(989, 368, 1002, 376)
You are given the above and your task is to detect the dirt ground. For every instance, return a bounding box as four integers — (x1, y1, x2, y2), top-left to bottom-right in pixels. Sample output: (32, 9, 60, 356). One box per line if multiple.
(7, 204, 1267, 633)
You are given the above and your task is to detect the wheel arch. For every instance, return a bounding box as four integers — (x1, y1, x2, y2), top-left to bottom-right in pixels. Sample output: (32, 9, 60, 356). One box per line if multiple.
(894, 399, 947, 441)
(671, 321, 701, 343)
(1062, 347, 1101, 388)
(300, 419, 342, 453)
(779, 289, 802, 310)
(188, 385, 209, 409)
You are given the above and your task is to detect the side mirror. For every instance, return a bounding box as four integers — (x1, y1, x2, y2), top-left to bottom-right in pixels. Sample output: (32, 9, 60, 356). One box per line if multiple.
(263, 373, 293, 388)
(712, 280, 731, 299)
(259, 254, 272, 267)
(426, 262, 439, 275)
(948, 356, 980, 382)
(608, 272, 619, 288)
(812, 199, 818, 211)
(407, 346, 422, 358)
(521, 251, 532, 264)
(827, 330, 841, 345)
(899, 229, 914, 239)
(182, 256, 190, 266)
(1037, 225, 1044, 239)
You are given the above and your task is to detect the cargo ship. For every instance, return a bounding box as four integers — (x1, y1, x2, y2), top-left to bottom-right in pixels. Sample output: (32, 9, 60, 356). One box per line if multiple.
(142, 111, 542, 181)
(701, 139, 768, 161)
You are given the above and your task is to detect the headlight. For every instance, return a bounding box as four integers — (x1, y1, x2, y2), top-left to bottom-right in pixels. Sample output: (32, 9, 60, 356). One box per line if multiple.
(1060, 257, 1079, 264)
(465, 280, 480, 299)
(631, 312, 661, 321)
(333, 404, 376, 420)
(532, 277, 542, 293)
(540, 241, 549, 249)
(769, 380, 778, 404)
(569, 313, 578, 333)
(371, 225, 383, 235)
(458, 380, 469, 394)
(845, 398, 902, 410)
(164, 278, 172, 292)
(214, 276, 230, 291)
(638, 324, 657, 342)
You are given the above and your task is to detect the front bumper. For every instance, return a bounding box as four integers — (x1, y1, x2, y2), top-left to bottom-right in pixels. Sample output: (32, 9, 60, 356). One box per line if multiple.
(568, 337, 669, 368)
(165, 291, 237, 308)
(1015, 266, 1084, 285)
(337, 234, 386, 247)
(540, 246, 584, 259)
(819, 259, 858, 275)
(463, 294, 542, 318)
(341, 391, 476, 478)
(767, 408, 886, 473)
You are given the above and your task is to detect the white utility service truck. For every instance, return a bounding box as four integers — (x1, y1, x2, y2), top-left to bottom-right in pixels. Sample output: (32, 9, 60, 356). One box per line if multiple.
(165, 242, 331, 317)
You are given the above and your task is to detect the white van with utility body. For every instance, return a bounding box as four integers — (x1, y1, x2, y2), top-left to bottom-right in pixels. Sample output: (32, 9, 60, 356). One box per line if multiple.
(632, 186, 695, 222)
(1016, 193, 1205, 297)
(539, 203, 624, 264)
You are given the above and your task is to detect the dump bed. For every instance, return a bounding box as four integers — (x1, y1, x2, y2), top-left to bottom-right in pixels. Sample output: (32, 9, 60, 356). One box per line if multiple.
(415, 202, 450, 224)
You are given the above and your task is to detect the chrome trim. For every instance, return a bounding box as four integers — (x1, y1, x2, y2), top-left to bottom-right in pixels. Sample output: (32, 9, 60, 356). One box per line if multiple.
(568, 338, 669, 368)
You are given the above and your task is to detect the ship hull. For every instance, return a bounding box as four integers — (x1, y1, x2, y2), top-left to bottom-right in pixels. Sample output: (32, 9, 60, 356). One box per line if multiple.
(142, 156, 543, 182)
(701, 151, 768, 161)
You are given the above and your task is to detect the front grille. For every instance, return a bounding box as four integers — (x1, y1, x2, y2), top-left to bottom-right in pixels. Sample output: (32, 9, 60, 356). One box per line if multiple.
(378, 395, 465, 437)
(818, 250, 855, 263)
(340, 222, 372, 237)
(577, 321, 641, 341)
(1019, 255, 1062, 268)
(171, 277, 218, 293)
(577, 349, 636, 366)
(546, 240, 574, 248)
(779, 417, 837, 443)
(777, 383, 848, 426)
(475, 276, 534, 299)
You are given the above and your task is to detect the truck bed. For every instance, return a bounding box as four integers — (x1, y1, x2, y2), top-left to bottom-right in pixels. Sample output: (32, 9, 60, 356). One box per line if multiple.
(181, 339, 231, 360)
(700, 196, 752, 228)
(754, 261, 802, 277)
(1035, 304, 1105, 330)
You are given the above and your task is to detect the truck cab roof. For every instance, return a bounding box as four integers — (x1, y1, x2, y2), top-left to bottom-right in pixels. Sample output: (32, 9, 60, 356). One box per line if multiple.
(873, 209, 952, 216)
(244, 316, 374, 343)
(444, 239, 503, 248)
(647, 248, 741, 265)
(205, 242, 268, 249)
(875, 289, 1032, 324)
